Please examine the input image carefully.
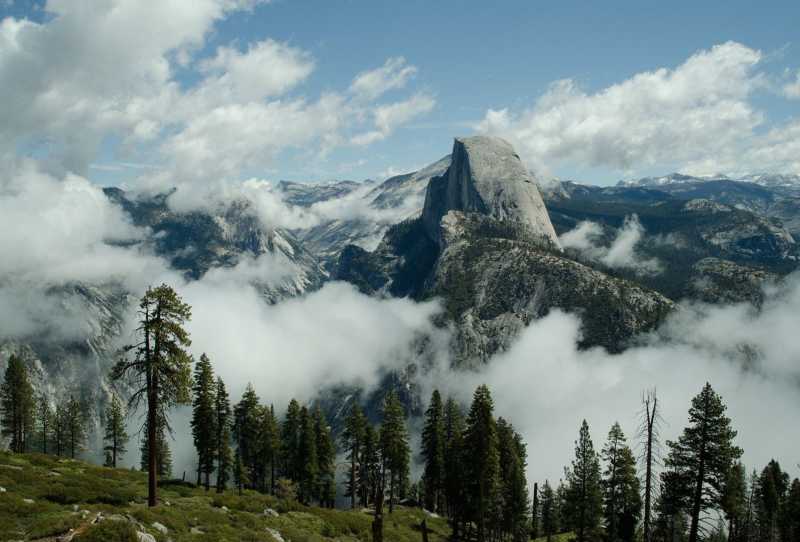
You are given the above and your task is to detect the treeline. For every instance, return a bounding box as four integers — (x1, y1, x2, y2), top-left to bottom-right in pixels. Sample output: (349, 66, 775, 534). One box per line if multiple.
(3, 284, 800, 542)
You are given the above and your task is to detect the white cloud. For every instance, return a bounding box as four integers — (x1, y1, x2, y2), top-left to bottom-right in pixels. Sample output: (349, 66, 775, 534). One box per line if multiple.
(351, 93, 436, 146)
(429, 275, 800, 485)
(560, 215, 662, 275)
(783, 70, 800, 99)
(350, 57, 418, 101)
(477, 42, 770, 176)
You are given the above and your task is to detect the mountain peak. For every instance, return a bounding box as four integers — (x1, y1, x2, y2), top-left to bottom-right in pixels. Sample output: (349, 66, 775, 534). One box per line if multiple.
(421, 136, 561, 248)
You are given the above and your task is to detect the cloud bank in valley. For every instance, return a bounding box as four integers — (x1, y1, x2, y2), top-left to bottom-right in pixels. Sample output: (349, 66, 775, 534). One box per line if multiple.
(559, 215, 662, 275)
(425, 274, 800, 485)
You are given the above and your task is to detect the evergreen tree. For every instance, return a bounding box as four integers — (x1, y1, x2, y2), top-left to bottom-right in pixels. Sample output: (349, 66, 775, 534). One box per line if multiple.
(1, 354, 35, 453)
(721, 462, 747, 542)
(65, 395, 86, 459)
(36, 392, 53, 455)
(640, 390, 661, 542)
(463, 384, 500, 542)
(665, 383, 742, 542)
(112, 284, 192, 507)
(379, 391, 410, 514)
(784, 479, 800, 542)
(103, 395, 129, 468)
(297, 406, 318, 504)
(422, 389, 446, 513)
(233, 445, 248, 496)
(53, 401, 67, 457)
(233, 384, 261, 489)
(756, 460, 789, 542)
(259, 403, 280, 494)
(497, 417, 530, 542)
(541, 480, 558, 542)
(565, 420, 603, 542)
(655, 467, 690, 542)
(443, 396, 466, 538)
(313, 406, 335, 507)
(140, 413, 172, 477)
(359, 422, 379, 508)
(281, 399, 301, 482)
(342, 402, 366, 509)
(191, 353, 216, 490)
(531, 482, 540, 540)
(214, 377, 232, 493)
(602, 422, 641, 542)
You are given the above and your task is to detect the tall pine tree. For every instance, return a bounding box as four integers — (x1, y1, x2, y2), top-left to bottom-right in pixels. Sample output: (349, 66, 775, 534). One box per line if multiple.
(233, 384, 261, 489)
(191, 353, 216, 490)
(297, 406, 318, 504)
(112, 284, 192, 507)
(565, 420, 603, 542)
(103, 395, 129, 468)
(214, 377, 232, 493)
(313, 406, 335, 507)
(421, 389, 446, 514)
(1, 354, 35, 453)
(379, 391, 410, 514)
(665, 383, 742, 542)
(342, 402, 366, 509)
(602, 422, 641, 542)
(463, 384, 500, 542)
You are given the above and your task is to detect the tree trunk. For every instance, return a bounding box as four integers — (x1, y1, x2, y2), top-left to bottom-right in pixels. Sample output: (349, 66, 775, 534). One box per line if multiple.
(373, 477, 384, 542)
(420, 519, 430, 542)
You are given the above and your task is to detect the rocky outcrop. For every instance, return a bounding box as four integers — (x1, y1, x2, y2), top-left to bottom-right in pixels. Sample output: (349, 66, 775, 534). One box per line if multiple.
(422, 136, 560, 249)
(688, 258, 778, 306)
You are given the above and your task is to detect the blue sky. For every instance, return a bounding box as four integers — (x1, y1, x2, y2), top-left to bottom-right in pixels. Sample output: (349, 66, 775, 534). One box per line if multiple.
(3, 0, 800, 186)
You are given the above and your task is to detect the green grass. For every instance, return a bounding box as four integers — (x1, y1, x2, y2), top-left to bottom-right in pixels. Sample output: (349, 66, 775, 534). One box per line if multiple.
(0, 451, 450, 542)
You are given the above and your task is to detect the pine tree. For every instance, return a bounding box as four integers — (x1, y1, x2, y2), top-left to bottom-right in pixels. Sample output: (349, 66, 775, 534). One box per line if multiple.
(281, 399, 301, 482)
(665, 383, 742, 542)
(297, 406, 318, 504)
(313, 406, 335, 507)
(379, 391, 410, 514)
(654, 467, 689, 542)
(191, 353, 216, 490)
(36, 392, 53, 455)
(214, 377, 232, 493)
(103, 395, 129, 468)
(541, 480, 557, 542)
(443, 397, 466, 537)
(359, 422, 379, 508)
(65, 395, 86, 459)
(422, 389, 446, 514)
(112, 284, 192, 507)
(1, 354, 35, 453)
(565, 420, 603, 542)
(721, 462, 747, 542)
(497, 417, 530, 542)
(784, 479, 800, 542)
(233, 384, 261, 489)
(233, 445, 248, 496)
(602, 422, 641, 542)
(756, 460, 789, 542)
(259, 403, 280, 494)
(342, 402, 366, 509)
(463, 384, 500, 542)
(53, 401, 67, 456)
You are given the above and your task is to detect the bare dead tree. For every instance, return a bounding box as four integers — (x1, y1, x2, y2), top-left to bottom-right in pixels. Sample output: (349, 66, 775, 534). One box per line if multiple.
(638, 389, 664, 542)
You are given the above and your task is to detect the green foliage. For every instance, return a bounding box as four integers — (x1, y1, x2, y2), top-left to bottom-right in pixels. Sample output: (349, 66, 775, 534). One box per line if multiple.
(214, 377, 233, 493)
(191, 353, 217, 489)
(665, 383, 742, 542)
(463, 384, 500, 542)
(601, 422, 641, 542)
(104, 395, 129, 468)
(1, 354, 35, 453)
(341, 402, 366, 508)
(421, 389, 446, 514)
(379, 391, 410, 513)
(75, 520, 140, 542)
(564, 420, 603, 542)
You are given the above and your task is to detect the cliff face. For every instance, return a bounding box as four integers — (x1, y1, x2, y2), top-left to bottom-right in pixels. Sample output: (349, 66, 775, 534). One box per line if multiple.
(422, 136, 560, 249)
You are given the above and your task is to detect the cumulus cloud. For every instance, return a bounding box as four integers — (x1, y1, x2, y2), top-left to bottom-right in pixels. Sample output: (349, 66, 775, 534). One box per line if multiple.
(560, 215, 662, 275)
(427, 274, 800, 484)
(350, 57, 418, 101)
(477, 42, 782, 176)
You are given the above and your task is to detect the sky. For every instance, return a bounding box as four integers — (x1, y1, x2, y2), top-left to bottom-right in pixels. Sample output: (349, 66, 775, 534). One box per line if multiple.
(2, 0, 800, 188)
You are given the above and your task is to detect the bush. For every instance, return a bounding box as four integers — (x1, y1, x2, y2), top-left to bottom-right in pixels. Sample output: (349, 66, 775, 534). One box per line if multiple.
(75, 520, 139, 542)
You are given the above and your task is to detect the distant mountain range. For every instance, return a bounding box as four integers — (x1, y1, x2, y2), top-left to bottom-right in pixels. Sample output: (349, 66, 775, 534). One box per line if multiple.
(3, 137, 799, 449)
